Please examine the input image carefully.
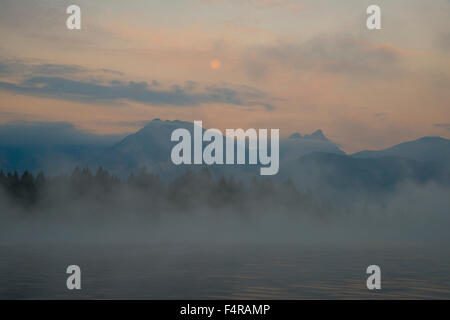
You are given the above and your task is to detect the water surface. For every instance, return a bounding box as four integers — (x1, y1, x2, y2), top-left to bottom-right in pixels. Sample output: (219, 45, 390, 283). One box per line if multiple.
(1, 243, 449, 299)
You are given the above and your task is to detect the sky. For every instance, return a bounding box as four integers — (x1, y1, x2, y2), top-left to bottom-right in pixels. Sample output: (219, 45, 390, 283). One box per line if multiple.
(0, 0, 449, 152)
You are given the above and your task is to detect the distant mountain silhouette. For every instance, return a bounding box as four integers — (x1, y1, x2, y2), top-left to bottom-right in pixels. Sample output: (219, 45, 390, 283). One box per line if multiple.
(306, 129, 328, 141)
(352, 137, 450, 163)
(282, 152, 450, 203)
(292, 152, 449, 188)
(92, 120, 346, 175)
(0, 121, 123, 173)
(281, 129, 344, 162)
(1, 120, 450, 193)
(92, 119, 194, 174)
(289, 129, 330, 142)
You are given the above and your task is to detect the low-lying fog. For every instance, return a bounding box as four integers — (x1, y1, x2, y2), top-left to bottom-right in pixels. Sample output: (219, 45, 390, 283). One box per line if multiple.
(1, 170, 449, 247)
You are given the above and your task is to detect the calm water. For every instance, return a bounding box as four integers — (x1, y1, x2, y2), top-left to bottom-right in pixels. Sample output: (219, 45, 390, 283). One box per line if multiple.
(1, 243, 450, 299)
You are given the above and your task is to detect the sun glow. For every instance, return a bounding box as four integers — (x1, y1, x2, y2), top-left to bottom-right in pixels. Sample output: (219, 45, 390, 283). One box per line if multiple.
(210, 59, 222, 70)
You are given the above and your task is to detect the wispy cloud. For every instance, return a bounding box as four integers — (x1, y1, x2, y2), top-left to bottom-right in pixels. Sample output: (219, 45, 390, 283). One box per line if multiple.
(0, 77, 276, 110)
(0, 58, 276, 110)
(0, 60, 122, 77)
(243, 35, 405, 80)
(434, 123, 450, 131)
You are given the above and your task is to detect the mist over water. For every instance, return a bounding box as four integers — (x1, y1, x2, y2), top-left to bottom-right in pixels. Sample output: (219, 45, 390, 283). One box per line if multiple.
(1, 167, 450, 299)
(1, 168, 450, 246)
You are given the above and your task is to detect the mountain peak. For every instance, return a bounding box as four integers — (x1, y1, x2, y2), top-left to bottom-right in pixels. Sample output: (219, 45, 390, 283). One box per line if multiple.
(288, 129, 330, 142)
(289, 132, 302, 139)
(311, 129, 324, 137)
(304, 129, 329, 141)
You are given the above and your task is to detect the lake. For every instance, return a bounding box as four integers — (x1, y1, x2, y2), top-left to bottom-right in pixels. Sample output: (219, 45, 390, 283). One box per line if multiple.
(1, 243, 449, 299)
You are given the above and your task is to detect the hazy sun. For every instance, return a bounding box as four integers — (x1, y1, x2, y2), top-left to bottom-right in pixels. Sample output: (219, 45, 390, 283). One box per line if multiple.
(210, 59, 222, 70)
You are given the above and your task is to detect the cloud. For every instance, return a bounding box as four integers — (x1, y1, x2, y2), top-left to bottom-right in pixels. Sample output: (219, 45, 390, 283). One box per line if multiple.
(31, 64, 87, 75)
(0, 76, 276, 110)
(434, 123, 450, 131)
(101, 69, 125, 76)
(0, 63, 9, 74)
(0, 60, 122, 77)
(243, 34, 404, 79)
(0, 121, 125, 146)
(0, 58, 277, 110)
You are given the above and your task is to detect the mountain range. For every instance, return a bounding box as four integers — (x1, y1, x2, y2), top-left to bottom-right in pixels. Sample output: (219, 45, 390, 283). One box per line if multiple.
(352, 137, 450, 163)
(1, 119, 449, 193)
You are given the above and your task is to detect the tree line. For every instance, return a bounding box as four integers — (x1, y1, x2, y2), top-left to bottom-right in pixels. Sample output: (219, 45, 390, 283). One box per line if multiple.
(0, 167, 330, 217)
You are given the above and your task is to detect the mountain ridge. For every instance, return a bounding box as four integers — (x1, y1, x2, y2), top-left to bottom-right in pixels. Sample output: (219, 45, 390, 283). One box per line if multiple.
(352, 136, 450, 163)
(1, 120, 450, 179)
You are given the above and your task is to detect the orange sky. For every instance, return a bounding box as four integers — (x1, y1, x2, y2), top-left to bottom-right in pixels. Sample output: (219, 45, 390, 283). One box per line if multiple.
(0, 0, 449, 152)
